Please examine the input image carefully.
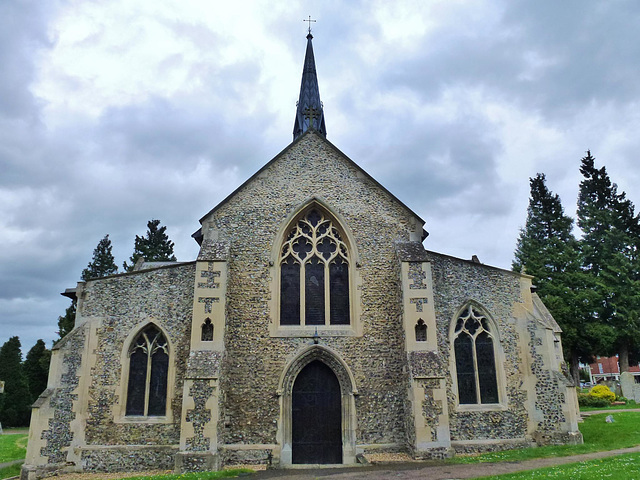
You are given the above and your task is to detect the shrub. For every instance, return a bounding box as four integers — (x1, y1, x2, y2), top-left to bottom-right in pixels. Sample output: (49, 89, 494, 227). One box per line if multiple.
(578, 392, 611, 408)
(590, 385, 616, 403)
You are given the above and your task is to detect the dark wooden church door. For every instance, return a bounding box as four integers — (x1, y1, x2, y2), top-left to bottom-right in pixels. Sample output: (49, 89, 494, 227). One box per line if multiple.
(292, 360, 343, 464)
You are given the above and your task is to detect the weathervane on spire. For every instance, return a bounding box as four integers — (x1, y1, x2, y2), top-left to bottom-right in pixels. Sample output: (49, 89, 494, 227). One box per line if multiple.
(304, 15, 316, 35)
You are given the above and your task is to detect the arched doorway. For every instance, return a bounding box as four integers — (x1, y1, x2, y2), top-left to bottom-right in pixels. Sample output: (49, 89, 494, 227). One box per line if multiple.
(292, 360, 342, 464)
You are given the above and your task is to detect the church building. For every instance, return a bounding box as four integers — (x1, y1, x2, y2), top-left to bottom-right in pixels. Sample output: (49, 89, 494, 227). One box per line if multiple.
(23, 31, 581, 479)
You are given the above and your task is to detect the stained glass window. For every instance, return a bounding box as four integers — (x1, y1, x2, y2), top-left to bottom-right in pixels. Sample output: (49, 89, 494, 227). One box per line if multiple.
(280, 208, 350, 326)
(453, 306, 499, 405)
(125, 325, 169, 416)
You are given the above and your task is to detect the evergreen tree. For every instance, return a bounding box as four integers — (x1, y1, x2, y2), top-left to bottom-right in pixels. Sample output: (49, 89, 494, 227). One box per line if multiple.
(123, 219, 177, 272)
(577, 151, 640, 371)
(57, 299, 76, 340)
(0, 337, 32, 426)
(23, 340, 50, 403)
(81, 234, 118, 281)
(513, 173, 599, 383)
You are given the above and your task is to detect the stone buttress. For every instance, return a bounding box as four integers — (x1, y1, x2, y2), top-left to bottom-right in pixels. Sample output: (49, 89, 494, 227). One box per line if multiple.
(396, 242, 452, 459)
(175, 240, 229, 472)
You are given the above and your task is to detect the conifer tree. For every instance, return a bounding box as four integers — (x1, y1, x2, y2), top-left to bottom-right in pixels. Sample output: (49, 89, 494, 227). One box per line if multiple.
(81, 234, 118, 281)
(0, 337, 31, 426)
(123, 219, 177, 272)
(577, 151, 640, 371)
(23, 340, 50, 403)
(513, 173, 598, 383)
(57, 299, 76, 340)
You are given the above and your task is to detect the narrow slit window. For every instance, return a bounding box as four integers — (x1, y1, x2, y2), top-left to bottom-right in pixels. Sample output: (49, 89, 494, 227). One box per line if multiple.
(415, 319, 427, 342)
(201, 318, 214, 341)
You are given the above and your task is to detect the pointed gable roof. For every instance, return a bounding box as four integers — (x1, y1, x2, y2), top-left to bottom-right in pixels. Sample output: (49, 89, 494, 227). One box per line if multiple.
(192, 130, 428, 244)
(293, 33, 326, 140)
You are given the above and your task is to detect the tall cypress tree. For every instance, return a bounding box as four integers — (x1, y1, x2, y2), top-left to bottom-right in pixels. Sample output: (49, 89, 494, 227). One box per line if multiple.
(81, 234, 118, 281)
(0, 337, 31, 426)
(123, 219, 177, 272)
(23, 340, 50, 403)
(577, 151, 640, 371)
(513, 173, 598, 383)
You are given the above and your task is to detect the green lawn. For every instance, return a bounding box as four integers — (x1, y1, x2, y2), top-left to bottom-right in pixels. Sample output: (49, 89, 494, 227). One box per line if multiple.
(0, 463, 22, 480)
(451, 411, 640, 464)
(0, 433, 28, 463)
(477, 452, 640, 479)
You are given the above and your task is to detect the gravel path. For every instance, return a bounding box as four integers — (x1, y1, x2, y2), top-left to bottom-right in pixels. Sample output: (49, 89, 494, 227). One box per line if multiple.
(249, 445, 640, 480)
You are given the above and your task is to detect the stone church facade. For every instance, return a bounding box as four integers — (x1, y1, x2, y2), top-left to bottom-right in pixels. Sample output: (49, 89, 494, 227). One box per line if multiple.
(23, 33, 581, 479)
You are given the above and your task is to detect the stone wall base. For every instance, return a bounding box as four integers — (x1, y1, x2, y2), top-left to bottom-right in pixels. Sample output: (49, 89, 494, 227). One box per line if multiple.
(532, 430, 583, 446)
(451, 438, 533, 455)
(81, 446, 177, 472)
(21, 462, 74, 480)
(412, 447, 454, 460)
(175, 452, 220, 472)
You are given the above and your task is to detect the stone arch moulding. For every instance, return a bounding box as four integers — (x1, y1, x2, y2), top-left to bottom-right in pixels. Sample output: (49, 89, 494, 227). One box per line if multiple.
(276, 344, 358, 466)
(448, 300, 508, 412)
(114, 318, 177, 423)
(268, 196, 363, 337)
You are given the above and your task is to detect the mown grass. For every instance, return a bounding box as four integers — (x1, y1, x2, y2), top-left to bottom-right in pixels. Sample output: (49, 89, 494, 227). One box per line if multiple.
(0, 434, 28, 463)
(477, 452, 640, 479)
(0, 462, 22, 480)
(450, 412, 640, 464)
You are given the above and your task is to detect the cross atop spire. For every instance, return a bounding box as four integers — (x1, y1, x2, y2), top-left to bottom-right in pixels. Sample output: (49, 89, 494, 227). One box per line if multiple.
(304, 16, 316, 35)
(293, 27, 326, 140)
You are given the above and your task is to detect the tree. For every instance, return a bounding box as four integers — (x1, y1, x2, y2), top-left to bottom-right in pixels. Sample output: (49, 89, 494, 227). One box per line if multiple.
(577, 151, 640, 372)
(57, 299, 76, 340)
(0, 337, 31, 427)
(123, 219, 177, 272)
(23, 340, 51, 403)
(513, 173, 599, 383)
(81, 234, 118, 281)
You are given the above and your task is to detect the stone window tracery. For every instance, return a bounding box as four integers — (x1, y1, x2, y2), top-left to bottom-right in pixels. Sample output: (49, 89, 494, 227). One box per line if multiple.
(453, 305, 499, 405)
(125, 325, 169, 416)
(280, 208, 350, 326)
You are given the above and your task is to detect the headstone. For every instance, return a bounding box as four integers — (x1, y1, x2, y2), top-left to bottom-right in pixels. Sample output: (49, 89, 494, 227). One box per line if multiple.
(0, 422, 3, 435)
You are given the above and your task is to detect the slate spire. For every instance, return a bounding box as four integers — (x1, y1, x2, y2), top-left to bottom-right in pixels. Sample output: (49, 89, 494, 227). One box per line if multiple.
(293, 31, 326, 140)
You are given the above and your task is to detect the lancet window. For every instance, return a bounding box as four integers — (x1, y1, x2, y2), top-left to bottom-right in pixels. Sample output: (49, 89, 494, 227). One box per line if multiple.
(453, 305, 499, 405)
(125, 325, 169, 416)
(280, 208, 350, 326)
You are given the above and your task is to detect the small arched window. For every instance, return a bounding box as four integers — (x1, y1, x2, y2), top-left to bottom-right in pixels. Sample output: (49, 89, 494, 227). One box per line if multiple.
(453, 305, 499, 405)
(280, 208, 350, 326)
(126, 325, 169, 416)
(415, 319, 427, 342)
(201, 318, 214, 341)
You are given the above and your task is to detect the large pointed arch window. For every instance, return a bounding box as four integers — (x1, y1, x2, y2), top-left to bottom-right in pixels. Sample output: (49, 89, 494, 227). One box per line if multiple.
(453, 305, 499, 405)
(280, 208, 350, 326)
(125, 325, 169, 416)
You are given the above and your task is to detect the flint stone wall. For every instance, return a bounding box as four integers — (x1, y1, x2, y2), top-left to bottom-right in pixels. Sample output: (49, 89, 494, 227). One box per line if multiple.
(423, 252, 529, 444)
(202, 133, 420, 450)
(80, 263, 195, 447)
(40, 325, 88, 464)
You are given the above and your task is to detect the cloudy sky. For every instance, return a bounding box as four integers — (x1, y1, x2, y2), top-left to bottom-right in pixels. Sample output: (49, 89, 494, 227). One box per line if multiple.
(3, 0, 640, 351)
